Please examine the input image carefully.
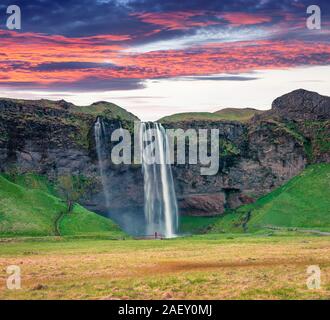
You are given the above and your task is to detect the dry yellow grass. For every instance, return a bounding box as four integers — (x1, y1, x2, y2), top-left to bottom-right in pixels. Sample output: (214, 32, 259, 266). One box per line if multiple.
(0, 235, 329, 300)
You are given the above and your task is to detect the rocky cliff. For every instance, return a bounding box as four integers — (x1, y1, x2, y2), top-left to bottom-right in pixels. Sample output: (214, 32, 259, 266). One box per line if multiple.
(164, 117, 307, 216)
(0, 98, 143, 230)
(167, 89, 329, 216)
(0, 90, 329, 227)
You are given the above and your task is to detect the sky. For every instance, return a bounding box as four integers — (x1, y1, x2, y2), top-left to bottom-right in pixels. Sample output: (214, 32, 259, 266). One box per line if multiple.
(0, 0, 329, 120)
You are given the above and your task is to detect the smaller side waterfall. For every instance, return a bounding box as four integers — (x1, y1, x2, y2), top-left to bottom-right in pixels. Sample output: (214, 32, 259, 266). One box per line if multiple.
(94, 118, 111, 210)
(140, 123, 179, 238)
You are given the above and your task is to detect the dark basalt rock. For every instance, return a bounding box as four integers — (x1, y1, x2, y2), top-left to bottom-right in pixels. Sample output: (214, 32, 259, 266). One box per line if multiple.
(265, 89, 330, 121)
(257, 89, 330, 163)
(178, 193, 226, 216)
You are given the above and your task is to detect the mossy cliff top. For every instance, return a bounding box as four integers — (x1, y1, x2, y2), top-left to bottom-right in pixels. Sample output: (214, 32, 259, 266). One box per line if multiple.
(0, 98, 139, 149)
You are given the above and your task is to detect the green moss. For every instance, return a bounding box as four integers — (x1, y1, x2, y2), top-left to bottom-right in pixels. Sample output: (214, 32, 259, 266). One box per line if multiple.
(310, 121, 330, 153)
(285, 120, 330, 161)
(268, 120, 313, 161)
(60, 115, 91, 149)
(219, 139, 240, 156)
(0, 131, 9, 142)
(281, 122, 306, 144)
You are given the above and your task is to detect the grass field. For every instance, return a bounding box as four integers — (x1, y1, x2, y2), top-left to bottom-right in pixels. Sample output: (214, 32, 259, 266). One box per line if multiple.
(0, 234, 329, 300)
(1, 164, 329, 300)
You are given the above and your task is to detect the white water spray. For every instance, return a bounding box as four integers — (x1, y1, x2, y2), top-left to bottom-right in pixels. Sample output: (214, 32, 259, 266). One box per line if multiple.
(94, 118, 111, 210)
(140, 122, 179, 238)
(94, 119, 179, 238)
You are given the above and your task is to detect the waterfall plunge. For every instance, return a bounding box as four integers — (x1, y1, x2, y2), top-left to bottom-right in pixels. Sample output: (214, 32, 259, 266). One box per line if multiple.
(94, 118, 111, 210)
(94, 119, 179, 238)
(140, 123, 178, 238)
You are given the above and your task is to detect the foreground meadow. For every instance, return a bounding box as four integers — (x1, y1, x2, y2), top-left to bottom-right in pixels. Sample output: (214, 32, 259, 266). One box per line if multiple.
(0, 235, 329, 300)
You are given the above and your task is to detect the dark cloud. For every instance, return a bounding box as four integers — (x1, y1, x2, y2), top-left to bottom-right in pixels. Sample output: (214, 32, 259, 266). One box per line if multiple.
(0, 60, 31, 71)
(54, 77, 146, 91)
(0, 77, 146, 92)
(0, 0, 142, 37)
(32, 61, 151, 77)
(0, 0, 328, 41)
(34, 61, 119, 71)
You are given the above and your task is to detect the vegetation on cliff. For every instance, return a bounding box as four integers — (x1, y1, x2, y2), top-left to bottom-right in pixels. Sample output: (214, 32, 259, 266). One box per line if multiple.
(160, 108, 264, 123)
(0, 97, 138, 150)
(71, 101, 139, 122)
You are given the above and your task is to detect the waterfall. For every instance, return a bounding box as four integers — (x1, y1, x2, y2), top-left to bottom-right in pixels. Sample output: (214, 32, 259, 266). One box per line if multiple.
(94, 118, 111, 210)
(94, 118, 179, 238)
(140, 122, 178, 238)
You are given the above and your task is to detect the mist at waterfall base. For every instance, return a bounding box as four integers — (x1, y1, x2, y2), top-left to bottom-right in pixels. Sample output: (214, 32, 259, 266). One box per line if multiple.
(94, 119, 179, 238)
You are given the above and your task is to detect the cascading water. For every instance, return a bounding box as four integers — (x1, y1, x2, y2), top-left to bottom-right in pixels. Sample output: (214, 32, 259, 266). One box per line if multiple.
(94, 119, 179, 238)
(140, 122, 179, 238)
(94, 118, 111, 210)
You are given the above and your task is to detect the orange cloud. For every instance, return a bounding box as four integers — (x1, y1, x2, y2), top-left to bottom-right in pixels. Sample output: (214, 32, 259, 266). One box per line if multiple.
(133, 10, 275, 30)
(116, 40, 330, 78)
(0, 29, 329, 90)
(221, 12, 272, 25)
(132, 11, 220, 30)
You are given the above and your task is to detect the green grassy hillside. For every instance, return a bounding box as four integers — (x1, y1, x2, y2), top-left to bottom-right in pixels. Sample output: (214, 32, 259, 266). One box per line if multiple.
(179, 216, 219, 234)
(160, 112, 226, 122)
(0, 97, 139, 122)
(160, 108, 264, 123)
(0, 175, 126, 238)
(71, 101, 139, 121)
(210, 164, 330, 234)
(214, 108, 264, 121)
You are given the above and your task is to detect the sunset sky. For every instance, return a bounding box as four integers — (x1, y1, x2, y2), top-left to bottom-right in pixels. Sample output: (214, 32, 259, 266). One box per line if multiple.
(0, 0, 329, 120)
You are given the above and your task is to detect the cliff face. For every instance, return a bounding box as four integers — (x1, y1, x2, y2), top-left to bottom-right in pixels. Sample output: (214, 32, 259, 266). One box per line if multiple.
(0, 99, 143, 222)
(0, 89, 328, 220)
(257, 89, 330, 163)
(172, 89, 329, 216)
(164, 119, 307, 216)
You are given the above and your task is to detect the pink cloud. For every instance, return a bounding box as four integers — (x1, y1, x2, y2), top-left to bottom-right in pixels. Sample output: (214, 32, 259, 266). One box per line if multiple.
(220, 12, 272, 26)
